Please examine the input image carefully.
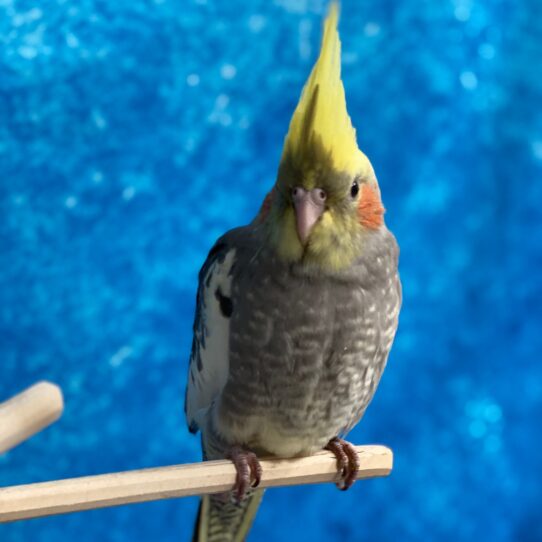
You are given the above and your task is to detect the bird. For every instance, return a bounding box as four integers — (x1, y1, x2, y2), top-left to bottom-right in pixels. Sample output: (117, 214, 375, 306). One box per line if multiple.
(185, 3, 401, 541)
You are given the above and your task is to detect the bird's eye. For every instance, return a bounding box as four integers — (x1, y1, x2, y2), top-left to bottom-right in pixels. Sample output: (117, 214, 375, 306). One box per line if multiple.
(317, 189, 326, 201)
(350, 180, 359, 198)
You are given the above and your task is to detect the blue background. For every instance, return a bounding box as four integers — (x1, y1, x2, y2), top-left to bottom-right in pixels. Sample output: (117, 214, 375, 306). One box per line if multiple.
(1, 0, 541, 540)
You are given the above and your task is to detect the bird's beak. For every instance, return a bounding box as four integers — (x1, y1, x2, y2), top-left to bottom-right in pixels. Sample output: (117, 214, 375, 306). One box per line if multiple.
(292, 187, 327, 245)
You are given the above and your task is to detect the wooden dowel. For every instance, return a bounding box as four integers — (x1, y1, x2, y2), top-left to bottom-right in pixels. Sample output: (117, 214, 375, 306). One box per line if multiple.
(0, 382, 64, 454)
(0, 445, 392, 523)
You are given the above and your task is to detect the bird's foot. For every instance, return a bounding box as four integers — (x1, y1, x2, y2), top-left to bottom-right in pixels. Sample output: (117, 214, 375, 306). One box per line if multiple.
(325, 437, 360, 490)
(225, 445, 262, 504)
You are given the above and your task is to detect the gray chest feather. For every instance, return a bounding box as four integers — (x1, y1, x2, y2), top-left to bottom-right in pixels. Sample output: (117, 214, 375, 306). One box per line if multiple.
(217, 240, 401, 454)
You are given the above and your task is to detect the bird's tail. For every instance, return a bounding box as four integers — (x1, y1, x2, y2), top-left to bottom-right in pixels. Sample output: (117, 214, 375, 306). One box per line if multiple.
(191, 490, 264, 542)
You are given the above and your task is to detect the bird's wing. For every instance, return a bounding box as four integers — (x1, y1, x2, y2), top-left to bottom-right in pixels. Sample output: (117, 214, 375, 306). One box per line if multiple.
(185, 235, 238, 433)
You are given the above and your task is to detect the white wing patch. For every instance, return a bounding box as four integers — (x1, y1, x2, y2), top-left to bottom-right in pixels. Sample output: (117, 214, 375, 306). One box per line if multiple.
(185, 248, 236, 432)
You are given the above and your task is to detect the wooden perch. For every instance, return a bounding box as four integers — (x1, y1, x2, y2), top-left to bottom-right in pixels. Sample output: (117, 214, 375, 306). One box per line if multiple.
(0, 381, 64, 454)
(0, 445, 392, 523)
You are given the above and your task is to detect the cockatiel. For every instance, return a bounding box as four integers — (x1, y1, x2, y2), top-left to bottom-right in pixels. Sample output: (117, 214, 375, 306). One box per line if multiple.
(185, 3, 401, 541)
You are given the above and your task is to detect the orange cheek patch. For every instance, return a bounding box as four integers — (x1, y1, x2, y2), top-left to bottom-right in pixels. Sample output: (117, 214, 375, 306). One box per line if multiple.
(358, 184, 385, 229)
(257, 190, 274, 223)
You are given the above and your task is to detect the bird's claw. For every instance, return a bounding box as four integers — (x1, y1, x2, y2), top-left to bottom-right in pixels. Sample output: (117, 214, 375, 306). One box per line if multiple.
(325, 437, 360, 490)
(225, 445, 262, 504)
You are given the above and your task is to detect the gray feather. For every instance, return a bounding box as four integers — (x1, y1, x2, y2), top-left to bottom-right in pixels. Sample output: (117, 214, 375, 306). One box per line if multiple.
(186, 224, 401, 457)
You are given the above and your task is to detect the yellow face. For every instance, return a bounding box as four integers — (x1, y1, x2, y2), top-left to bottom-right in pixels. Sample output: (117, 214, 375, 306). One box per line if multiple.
(265, 146, 384, 272)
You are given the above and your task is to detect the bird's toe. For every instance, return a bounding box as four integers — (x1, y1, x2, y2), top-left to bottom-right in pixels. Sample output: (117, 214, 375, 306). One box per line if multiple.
(325, 437, 360, 490)
(225, 445, 262, 504)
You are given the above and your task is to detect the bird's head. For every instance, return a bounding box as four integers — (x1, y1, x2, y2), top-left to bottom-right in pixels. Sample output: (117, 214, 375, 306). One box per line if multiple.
(262, 3, 385, 272)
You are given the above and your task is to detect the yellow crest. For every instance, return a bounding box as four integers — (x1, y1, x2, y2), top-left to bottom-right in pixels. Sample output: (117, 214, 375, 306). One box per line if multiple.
(281, 3, 365, 176)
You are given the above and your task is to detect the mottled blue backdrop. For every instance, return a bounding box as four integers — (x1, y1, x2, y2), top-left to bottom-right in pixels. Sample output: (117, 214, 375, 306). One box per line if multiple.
(1, 0, 541, 540)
